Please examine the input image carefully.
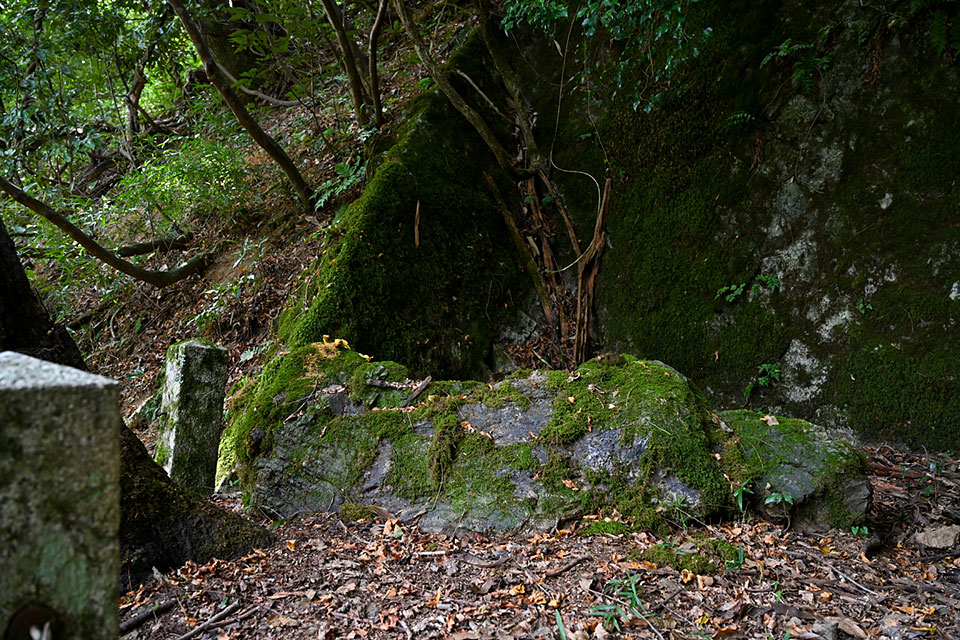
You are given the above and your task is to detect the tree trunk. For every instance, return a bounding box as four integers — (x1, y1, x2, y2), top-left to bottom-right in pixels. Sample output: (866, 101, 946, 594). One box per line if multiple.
(167, 0, 314, 211)
(317, 0, 370, 126)
(0, 217, 273, 590)
(391, 0, 526, 178)
(369, 0, 389, 127)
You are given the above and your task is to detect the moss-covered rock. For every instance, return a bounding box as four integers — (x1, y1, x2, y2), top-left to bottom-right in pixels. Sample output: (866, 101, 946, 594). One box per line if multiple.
(276, 32, 524, 380)
(719, 409, 871, 530)
(223, 350, 869, 534)
(468, 0, 958, 450)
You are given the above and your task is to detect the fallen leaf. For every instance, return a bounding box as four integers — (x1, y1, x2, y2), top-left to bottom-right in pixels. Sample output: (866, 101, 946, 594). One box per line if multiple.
(285, 540, 296, 551)
(266, 615, 298, 627)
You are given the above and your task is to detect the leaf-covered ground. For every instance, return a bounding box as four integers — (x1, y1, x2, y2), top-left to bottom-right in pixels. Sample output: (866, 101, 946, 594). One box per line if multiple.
(119, 445, 960, 640)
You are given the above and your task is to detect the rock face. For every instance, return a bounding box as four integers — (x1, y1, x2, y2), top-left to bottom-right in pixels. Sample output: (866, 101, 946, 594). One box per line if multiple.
(0, 352, 120, 640)
(156, 339, 229, 495)
(271, 2, 959, 450)
(222, 345, 870, 534)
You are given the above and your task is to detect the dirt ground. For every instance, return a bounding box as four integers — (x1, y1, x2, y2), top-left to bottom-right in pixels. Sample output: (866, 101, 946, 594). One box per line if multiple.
(119, 444, 960, 640)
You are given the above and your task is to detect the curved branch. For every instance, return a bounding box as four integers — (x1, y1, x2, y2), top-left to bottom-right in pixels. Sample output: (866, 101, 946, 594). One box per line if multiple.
(214, 61, 301, 107)
(166, 0, 313, 210)
(391, 0, 529, 178)
(369, 0, 389, 127)
(0, 176, 208, 288)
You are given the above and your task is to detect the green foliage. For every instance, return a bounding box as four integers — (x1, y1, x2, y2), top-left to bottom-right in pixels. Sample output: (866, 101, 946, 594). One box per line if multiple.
(313, 158, 365, 210)
(111, 134, 258, 228)
(589, 573, 647, 631)
(716, 282, 746, 302)
(502, 0, 712, 111)
(928, 10, 960, 56)
(760, 32, 832, 96)
(763, 491, 793, 506)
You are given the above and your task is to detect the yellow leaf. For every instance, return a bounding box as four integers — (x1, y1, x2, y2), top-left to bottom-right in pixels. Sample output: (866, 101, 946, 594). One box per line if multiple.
(286, 540, 296, 551)
(681, 569, 695, 584)
(529, 591, 547, 605)
(568, 396, 576, 404)
(509, 584, 525, 596)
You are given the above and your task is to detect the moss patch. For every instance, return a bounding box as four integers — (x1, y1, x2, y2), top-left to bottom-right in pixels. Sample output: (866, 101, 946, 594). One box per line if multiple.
(280, 33, 523, 380)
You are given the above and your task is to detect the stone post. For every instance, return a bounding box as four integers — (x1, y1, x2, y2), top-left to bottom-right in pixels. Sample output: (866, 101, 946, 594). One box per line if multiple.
(156, 339, 229, 495)
(0, 352, 120, 640)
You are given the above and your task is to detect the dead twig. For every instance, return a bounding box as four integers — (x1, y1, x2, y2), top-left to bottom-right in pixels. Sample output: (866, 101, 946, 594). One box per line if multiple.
(174, 602, 241, 640)
(119, 599, 176, 634)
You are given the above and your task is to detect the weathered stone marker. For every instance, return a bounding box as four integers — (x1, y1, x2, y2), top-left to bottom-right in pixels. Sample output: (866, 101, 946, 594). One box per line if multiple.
(0, 351, 120, 640)
(156, 339, 229, 495)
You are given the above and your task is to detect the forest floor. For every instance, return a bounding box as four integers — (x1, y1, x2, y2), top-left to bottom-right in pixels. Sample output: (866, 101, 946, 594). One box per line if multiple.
(119, 445, 960, 640)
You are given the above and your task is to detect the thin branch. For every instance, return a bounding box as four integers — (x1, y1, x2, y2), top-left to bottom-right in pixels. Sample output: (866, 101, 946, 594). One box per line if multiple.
(166, 0, 313, 210)
(214, 61, 301, 107)
(391, 0, 528, 178)
(0, 176, 208, 287)
(368, 0, 389, 127)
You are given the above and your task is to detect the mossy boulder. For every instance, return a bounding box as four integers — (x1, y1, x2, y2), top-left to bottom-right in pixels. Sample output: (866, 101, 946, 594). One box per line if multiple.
(536, 0, 960, 450)
(222, 349, 870, 533)
(719, 410, 871, 531)
(275, 32, 523, 381)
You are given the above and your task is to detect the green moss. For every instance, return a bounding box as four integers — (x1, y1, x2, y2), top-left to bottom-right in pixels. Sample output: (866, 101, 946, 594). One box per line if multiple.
(579, 520, 631, 536)
(538, 358, 731, 514)
(340, 503, 372, 522)
(428, 412, 463, 486)
(473, 381, 532, 410)
(219, 343, 370, 486)
(635, 544, 716, 574)
(283, 40, 523, 379)
(349, 360, 411, 408)
(154, 438, 170, 468)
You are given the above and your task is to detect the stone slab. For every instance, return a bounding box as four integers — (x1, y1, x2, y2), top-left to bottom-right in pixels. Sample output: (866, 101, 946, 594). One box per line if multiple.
(157, 339, 229, 495)
(0, 352, 120, 640)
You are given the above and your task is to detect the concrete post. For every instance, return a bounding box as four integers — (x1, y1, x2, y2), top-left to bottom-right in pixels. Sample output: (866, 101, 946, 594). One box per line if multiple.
(0, 352, 120, 640)
(156, 339, 229, 495)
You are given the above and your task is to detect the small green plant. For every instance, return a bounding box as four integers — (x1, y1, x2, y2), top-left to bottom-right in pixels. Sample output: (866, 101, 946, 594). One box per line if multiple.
(716, 282, 747, 302)
(758, 363, 781, 387)
(764, 491, 794, 506)
(719, 274, 779, 302)
(735, 481, 754, 513)
(719, 110, 757, 132)
(858, 298, 874, 315)
(753, 274, 781, 295)
(850, 525, 869, 536)
(744, 363, 781, 402)
(930, 11, 960, 57)
(589, 573, 647, 631)
(661, 495, 691, 529)
(555, 610, 568, 640)
(725, 545, 746, 573)
(761, 34, 832, 96)
(313, 158, 365, 210)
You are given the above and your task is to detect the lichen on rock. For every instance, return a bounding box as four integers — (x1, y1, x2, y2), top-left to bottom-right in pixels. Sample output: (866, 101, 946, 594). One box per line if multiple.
(222, 348, 869, 534)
